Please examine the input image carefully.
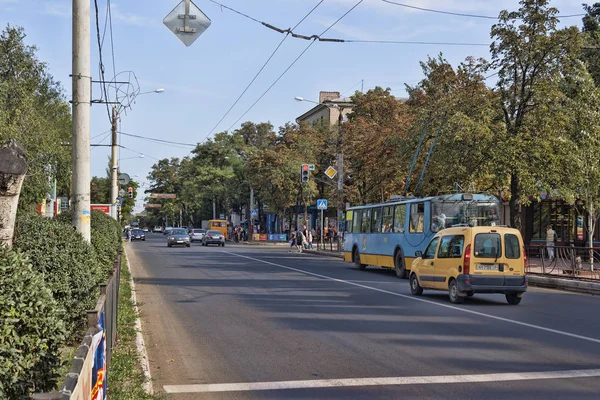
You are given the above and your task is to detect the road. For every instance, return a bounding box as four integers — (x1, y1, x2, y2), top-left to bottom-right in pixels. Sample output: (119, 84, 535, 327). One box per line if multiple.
(127, 234, 600, 399)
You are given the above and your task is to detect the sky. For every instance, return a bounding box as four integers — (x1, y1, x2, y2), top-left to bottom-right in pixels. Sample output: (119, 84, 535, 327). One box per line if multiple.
(0, 0, 589, 212)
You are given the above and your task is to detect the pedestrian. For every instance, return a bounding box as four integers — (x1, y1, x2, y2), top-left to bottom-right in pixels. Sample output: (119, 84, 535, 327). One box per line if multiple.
(289, 230, 296, 252)
(307, 229, 314, 249)
(296, 229, 305, 253)
(546, 224, 557, 260)
(126, 228, 131, 242)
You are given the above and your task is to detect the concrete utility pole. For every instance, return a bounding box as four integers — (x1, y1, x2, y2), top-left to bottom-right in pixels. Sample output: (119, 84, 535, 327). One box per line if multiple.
(250, 188, 254, 240)
(110, 106, 118, 219)
(71, 0, 91, 242)
(0, 140, 27, 248)
(337, 111, 344, 234)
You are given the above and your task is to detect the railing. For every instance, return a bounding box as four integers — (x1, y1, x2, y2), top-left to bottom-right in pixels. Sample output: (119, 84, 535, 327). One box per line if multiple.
(315, 236, 342, 252)
(525, 244, 600, 280)
(34, 248, 122, 400)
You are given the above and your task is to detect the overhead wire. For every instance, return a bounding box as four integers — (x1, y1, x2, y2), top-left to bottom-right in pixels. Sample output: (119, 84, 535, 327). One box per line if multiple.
(380, 0, 585, 19)
(119, 131, 197, 148)
(202, 0, 324, 143)
(226, 0, 365, 132)
(93, 0, 111, 122)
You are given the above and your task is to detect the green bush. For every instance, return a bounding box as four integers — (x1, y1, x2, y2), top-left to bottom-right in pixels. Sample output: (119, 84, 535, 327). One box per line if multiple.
(0, 247, 66, 398)
(13, 214, 104, 339)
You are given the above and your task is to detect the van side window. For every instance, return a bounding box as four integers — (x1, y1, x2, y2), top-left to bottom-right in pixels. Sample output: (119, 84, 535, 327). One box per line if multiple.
(409, 203, 425, 233)
(423, 237, 440, 259)
(505, 234, 520, 259)
(361, 209, 371, 233)
(382, 206, 393, 233)
(438, 235, 465, 258)
(371, 207, 382, 233)
(474, 233, 501, 258)
(352, 210, 362, 233)
(393, 205, 406, 233)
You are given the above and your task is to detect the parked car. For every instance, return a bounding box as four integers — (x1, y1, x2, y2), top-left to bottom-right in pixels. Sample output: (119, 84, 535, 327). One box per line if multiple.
(410, 226, 527, 305)
(189, 229, 206, 242)
(153, 226, 163, 233)
(142, 227, 149, 232)
(167, 228, 191, 247)
(131, 228, 146, 241)
(202, 230, 225, 247)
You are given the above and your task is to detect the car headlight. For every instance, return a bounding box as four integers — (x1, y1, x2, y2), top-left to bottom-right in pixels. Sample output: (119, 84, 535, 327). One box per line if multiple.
(169, 236, 174, 240)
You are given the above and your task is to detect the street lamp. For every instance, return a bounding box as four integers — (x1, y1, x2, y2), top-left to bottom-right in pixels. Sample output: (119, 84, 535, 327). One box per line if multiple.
(295, 96, 347, 242)
(138, 88, 165, 95)
(119, 155, 145, 161)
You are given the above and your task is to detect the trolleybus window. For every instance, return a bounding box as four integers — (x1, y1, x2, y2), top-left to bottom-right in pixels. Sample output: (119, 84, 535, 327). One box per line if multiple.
(409, 203, 425, 233)
(352, 210, 361, 233)
(371, 207, 382, 233)
(361, 209, 371, 233)
(394, 205, 406, 233)
(382, 206, 393, 233)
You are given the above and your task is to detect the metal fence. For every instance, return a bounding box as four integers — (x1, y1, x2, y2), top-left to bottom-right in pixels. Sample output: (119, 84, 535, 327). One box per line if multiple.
(315, 237, 343, 252)
(34, 248, 122, 400)
(525, 244, 600, 280)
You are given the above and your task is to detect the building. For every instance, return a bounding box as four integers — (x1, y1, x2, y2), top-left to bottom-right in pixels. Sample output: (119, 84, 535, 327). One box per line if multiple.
(296, 91, 354, 126)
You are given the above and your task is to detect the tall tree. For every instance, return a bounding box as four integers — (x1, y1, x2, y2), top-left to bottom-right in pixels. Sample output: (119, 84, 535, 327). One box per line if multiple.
(490, 0, 581, 228)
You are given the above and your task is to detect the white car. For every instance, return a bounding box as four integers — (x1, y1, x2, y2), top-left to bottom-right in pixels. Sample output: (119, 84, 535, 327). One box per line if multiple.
(189, 229, 206, 242)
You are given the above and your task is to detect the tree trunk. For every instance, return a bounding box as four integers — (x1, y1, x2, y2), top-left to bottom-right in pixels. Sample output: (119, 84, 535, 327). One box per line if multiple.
(0, 140, 27, 247)
(509, 173, 523, 230)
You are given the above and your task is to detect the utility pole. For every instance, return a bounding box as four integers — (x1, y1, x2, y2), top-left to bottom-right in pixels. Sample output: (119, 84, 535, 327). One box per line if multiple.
(337, 110, 344, 234)
(249, 188, 254, 240)
(212, 199, 216, 219)
(71, 0, 91, 242)
(110, 106, 118, 219)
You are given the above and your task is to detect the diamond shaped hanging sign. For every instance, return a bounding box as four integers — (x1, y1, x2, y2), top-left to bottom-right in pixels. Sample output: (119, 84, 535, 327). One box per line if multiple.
(164, 0, 211, 47)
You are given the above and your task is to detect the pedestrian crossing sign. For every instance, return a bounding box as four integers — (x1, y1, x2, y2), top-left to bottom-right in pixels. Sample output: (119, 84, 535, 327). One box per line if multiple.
(317, 199, 327, 210)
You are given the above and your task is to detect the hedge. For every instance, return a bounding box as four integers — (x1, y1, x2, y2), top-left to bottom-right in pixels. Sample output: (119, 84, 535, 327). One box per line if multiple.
(0, 247, 66, 398)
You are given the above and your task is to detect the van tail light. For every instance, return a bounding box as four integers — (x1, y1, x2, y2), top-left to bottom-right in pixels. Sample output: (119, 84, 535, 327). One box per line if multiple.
(463, 244, 471, 275)
(523, 246, 527, 269)
(207, 235, 212, 239)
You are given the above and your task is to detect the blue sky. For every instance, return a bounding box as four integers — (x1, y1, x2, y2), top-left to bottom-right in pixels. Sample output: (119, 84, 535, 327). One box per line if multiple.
(0, 0, 588, 211)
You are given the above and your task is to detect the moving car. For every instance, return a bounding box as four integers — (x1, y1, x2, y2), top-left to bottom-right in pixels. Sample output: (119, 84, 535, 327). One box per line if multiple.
(409, 225, 527, 305)
(167, 228, 191, 247)
(163, 227, 173, 235)
(153, 226, 163, 233)
(189, 229, 206, 242)
(202, 230, 225, 247)
(131, 228, 146, 241)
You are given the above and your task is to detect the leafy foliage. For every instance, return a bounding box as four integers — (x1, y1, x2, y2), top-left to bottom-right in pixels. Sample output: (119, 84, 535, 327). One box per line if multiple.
(0, 247, 66, 398)
(13, 215, 104, 339)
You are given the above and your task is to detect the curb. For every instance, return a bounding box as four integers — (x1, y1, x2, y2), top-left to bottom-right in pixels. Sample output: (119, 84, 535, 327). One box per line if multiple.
(124, 248, 154, 395)
(527, 275, 600, 296)
(304, 250, 344, 259)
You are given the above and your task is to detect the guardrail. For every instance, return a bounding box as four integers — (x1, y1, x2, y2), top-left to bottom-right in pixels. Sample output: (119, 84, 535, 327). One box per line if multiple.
(525, 244, 600, 280)
(33, 248, 122, 400)
(315, 237, 342, 252)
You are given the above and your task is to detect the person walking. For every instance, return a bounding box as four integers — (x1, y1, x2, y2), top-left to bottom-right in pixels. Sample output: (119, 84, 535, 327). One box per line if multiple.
(296, 229, 305, 253)
(546, 224, 557, 260)
(289, 230, 296, 252)
(307, 229, 314, 249)
(126, 228, 131, 242)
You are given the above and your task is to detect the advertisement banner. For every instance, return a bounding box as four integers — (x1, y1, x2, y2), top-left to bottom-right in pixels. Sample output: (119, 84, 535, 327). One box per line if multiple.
(259, 234, 267, 241)
(90, 204, 111, 216)
(91, 308, 107, 400)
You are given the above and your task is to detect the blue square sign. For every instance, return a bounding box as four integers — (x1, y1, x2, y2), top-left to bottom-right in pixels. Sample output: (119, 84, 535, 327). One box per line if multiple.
(317, 199, 327, 210)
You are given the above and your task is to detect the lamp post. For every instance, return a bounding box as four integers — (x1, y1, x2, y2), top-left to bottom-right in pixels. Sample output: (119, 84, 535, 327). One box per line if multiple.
(110, 88, 163, 219)
(295, 96, 348, 238)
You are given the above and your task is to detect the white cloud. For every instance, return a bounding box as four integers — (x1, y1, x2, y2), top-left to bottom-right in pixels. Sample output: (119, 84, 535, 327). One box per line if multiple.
(111, 3, 156, 28)
(43, 1, 70, 18)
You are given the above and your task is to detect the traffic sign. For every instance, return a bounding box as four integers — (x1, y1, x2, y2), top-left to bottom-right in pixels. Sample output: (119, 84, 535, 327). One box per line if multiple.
(163, 0, 211, 47)
(325, 166, 337, 179)
(119, 188, 126, 197)
(317, 199, 328, 210)
(151, 193, 177, 199)
(251, 209, 258, 217)
(118, 173, 130, 185)
(308, 164, 315, 171)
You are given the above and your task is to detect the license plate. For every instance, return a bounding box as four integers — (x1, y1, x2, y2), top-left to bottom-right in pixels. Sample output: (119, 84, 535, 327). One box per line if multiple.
(476, 264, 498, 271)
(177, 240, 183, 243)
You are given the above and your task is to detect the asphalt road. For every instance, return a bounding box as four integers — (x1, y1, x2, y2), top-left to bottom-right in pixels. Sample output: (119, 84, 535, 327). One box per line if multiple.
(127, 234, 600, 399)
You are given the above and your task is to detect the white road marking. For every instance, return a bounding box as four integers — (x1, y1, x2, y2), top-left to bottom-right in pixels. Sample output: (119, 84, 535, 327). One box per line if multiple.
(223, 252, 600, 345)
(164, 368, 600, 393)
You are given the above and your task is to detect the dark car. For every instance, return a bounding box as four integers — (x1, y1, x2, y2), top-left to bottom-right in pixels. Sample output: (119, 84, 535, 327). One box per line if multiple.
(131, 228, 146, 241)
(189, 229, 206, 242)
(167, 228, 191, 247)
(202, 230, 225, 247)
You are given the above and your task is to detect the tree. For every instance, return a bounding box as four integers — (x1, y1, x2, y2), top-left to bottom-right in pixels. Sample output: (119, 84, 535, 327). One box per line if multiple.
(0, 25, 72, 209)
(581, 3, 600, 86)
(490, 0, 581, 228)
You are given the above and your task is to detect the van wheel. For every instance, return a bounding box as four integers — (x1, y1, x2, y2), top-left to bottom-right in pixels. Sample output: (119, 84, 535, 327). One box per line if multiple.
(410, 273, 423, 296)
(448, 280, 464, 304)
(394, 251, 407, 279)
(354, 249, 366, 270)
(506, 293, 522, 305)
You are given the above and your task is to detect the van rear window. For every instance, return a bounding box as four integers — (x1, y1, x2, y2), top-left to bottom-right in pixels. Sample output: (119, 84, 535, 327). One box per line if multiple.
(474, 233, 501, 258)
(504, 234, 520, 259)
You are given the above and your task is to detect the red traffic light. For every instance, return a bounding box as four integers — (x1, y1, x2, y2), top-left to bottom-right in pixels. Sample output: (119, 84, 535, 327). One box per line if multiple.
(302, 164, 309, 171)
(128, 187, 133, 192)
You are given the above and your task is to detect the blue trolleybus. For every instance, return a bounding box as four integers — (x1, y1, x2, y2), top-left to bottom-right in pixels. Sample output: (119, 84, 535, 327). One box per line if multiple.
(342, 193, 502, 278)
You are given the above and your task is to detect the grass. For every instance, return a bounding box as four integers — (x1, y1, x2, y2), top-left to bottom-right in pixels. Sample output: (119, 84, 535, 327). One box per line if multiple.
(107, 253, 163, 400)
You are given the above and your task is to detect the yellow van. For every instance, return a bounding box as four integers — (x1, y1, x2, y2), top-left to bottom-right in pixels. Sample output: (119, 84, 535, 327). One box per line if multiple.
(409, 226, 528, 305)
(208, 219, 229, 239)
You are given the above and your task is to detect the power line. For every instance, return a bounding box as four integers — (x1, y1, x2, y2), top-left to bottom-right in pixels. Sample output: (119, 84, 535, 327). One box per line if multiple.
(344, 39, 488, 46)
(202, 1, 324, 143)
(119, 145, 161, 161)
(119, 131, 197, 148)
(226, 0, 365, 132)
(93, 0, 111, 122)
(380, 0, 585, 19)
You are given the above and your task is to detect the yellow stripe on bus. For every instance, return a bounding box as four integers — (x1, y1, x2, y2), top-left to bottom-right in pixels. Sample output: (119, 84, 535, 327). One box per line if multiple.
(342, 252, 416, 271)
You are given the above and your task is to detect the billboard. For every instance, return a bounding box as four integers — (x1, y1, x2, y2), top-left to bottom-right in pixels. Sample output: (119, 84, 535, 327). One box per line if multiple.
(91, 204, 112, 216)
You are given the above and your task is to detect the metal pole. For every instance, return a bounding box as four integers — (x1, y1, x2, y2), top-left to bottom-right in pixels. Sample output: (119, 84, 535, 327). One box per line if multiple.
(180, 208, 182, 227)
(337, 110, 344, 234)
(249, 188, 254, 240)
(321, 209, 324, 248)
(110, 106, 118, 219)
(72, 0, 91, 242)
(212, 199, 216, 219)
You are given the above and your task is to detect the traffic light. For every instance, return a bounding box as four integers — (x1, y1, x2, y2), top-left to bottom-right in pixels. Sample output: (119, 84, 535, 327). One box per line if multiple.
(128, 187, 133, 198)
(301, 164, 309, 183)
